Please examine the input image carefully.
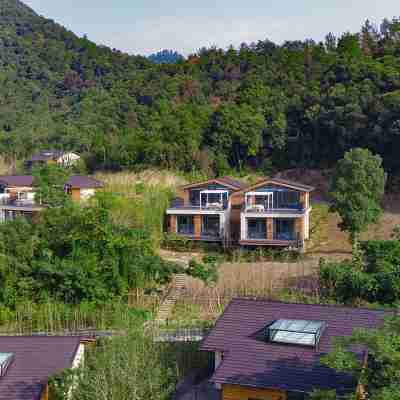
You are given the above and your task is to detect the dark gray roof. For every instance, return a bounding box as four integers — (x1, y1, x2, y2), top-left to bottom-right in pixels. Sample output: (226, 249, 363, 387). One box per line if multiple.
(201, 299, 388, 395)
(66, 176, 104, 189)
(27, 151, 64, 162)
(217, 177, 245, 190)
(0, 336, 81, 400)
(182, 176, 244, 191)
(0, 176, 34, 187)
(270, 177, 315, 192)
(0, 176, 104, 190)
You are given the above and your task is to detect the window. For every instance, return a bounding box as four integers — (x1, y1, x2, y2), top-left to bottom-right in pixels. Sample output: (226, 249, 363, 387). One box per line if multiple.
(177, 216, 194, 235)
(267, 319, 326, 347)
(247, 219, 267, 239)
(274, 219, 295, 241)
(189, 190, 201, 206)
(202, 215, 220, 237)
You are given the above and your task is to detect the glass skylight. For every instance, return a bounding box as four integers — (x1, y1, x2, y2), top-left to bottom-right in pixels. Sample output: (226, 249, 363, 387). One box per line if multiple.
(267, 319, 326, 347)
(0, 353, 14, 377)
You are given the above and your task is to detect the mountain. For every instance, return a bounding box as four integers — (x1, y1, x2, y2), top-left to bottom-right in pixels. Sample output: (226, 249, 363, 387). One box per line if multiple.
(148, 50, 184, 64)
(1, 1, 400, 177)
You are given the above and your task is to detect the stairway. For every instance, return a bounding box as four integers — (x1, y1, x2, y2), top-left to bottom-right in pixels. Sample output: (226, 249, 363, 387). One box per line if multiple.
(155, 274, 186, 324)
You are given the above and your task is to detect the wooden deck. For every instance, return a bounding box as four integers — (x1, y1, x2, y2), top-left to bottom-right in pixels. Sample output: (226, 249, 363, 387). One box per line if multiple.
(239, 239, 299, 247)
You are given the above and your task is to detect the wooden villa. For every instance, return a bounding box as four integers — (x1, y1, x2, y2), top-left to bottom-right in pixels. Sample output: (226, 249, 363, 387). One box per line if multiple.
(166, 177, 244, 245)
(165, 176, 314, 250)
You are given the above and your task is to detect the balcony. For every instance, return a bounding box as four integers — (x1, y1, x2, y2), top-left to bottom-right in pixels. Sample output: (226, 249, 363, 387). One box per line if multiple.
(244, 191, 304, 213)
(168, 190, 229, 212)
(0, 194, 42, 211)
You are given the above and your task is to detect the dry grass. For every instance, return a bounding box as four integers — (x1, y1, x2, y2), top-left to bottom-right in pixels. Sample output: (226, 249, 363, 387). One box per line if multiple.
(0, 156, 15, 175)
(173, 259, 320, 321)
(308, 194, 400, 255)
(95, 169, 187, 195)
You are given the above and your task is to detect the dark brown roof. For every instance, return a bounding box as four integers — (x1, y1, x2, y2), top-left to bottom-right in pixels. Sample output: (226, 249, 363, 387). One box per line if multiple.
(236, 177, 315, 194)
(0, 336, 81, 400)
(0, 176, 34, 187)
(182, 176, 244, 191)
(201, 299, 388, 395)
(66, 176, 104, 189)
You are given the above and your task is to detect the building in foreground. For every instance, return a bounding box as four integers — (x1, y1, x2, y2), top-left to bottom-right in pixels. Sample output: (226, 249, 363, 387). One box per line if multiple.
(200, 299, 388, 400)
(0, 175, 104, 222)
(0, 336, 85, 400)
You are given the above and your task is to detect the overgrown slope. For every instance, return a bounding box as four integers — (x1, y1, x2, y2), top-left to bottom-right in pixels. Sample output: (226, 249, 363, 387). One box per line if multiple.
(1, 1, 400, 177)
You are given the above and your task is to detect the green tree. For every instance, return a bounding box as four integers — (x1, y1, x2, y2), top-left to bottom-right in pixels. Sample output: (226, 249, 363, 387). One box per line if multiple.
(211, 102, 265, 169)
(322, 316, 400, 400)
(330, 148, 385, 262)
(33, 165, 71, 208)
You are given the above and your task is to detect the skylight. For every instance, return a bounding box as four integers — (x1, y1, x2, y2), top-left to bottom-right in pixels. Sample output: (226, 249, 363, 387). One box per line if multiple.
(267, 319, 326, 347)
(0, 353, 14, 377)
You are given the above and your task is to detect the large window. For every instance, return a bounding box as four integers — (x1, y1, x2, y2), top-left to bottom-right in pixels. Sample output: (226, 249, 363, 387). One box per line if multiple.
(274, 219, 296, 241)
(189, 190, 201, 206)
(247, 219, 267, 240)
(177, 216, 195, 235)
(202, 215, 220, 238)
(275, 190, 300, 209)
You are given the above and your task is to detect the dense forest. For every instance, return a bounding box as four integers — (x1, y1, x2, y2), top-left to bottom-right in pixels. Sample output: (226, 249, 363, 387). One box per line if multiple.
(1, 1, 400, 177)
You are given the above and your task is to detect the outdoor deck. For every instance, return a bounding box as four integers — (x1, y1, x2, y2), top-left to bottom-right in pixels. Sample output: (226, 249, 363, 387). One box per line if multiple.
(239, 239, 299, 247)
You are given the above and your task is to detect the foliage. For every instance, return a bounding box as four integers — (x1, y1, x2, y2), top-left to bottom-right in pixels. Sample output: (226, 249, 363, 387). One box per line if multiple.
(321, 316, 400, 400)
(2, 5, 400, 175)
(186, 255, 220, 286)
(319, 240, 400, 305)
(50, 326, 209, 400)
(33, 164, 71, 207)
(330, 148, 385, 259)
(0, 198, 183, 306)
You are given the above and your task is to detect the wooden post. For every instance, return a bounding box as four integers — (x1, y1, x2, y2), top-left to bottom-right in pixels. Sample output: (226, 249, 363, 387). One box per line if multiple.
(267, 218, 273, 240)
(296, 218, 304, 240)
(170, 215, 177, 233)
(194, 215, 201, 238)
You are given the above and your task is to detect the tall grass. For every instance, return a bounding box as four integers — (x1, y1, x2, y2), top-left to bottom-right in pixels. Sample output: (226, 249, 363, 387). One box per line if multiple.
(0, 301, 148, 334)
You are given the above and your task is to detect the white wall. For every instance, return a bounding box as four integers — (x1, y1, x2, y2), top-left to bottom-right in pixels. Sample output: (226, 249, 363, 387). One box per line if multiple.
(80, 189, 95, 201)
(72, 343, 85, 369)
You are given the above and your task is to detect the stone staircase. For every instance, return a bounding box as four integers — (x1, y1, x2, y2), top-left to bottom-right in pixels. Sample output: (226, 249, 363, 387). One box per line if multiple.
(155, 274, 186, 324)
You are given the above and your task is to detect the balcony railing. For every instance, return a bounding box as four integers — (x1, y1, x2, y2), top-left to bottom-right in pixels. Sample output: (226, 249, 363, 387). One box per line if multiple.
(0, 196, 39, 207)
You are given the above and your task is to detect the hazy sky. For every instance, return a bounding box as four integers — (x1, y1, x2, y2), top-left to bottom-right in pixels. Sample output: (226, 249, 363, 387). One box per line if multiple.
(23, 0, 399, 56)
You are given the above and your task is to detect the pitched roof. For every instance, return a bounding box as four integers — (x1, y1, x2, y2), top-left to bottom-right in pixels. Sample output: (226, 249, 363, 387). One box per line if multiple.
(0, 336, 81, 400)
(201, 299, 388, 395)
(237, 177, 315, 194)
(0, 176, 104, 189)
(182, 176, 244, 191)
(0, 176, 34, 187)
(66, 176, 104, 189)
(27, 151, 64, 162)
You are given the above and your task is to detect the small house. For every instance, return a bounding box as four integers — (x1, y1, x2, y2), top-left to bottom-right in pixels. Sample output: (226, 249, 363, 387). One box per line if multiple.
(0, 336, 85, 400)
(200, 299, 387, 400)
(25, 151, 81, 169)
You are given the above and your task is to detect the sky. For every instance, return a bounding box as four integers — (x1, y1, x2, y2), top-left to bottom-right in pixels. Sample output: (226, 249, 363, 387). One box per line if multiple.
(23, 0, 399, 56)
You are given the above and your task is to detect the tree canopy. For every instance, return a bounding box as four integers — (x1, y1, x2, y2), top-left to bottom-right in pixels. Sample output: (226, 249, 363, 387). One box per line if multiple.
(2, 3, 400, 175)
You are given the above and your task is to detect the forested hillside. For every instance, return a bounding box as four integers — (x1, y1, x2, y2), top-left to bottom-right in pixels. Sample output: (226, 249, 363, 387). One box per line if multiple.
(1, 1, 400, 176)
